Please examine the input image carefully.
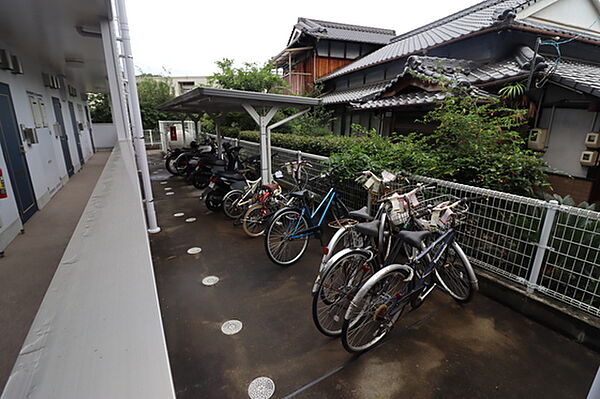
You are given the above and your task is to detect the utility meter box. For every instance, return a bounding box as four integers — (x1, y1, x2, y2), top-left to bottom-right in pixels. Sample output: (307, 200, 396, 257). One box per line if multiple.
(585, 132, 600, 149)
(528, 128, 548, 151)
(580, 150, 599, 167)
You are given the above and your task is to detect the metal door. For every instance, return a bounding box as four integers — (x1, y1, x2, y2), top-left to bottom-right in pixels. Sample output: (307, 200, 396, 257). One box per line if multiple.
(52, 97, 74, 176)
(84, 105, 96, 153)
(0, 82, 38, 222)
(68, 101, 84, 165)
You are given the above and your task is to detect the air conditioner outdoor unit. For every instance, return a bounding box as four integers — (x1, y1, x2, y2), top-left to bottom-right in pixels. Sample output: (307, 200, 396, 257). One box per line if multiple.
(585, 132, 600, 149)
(527, 128, 549, 151)
(580, 150, 599, 167)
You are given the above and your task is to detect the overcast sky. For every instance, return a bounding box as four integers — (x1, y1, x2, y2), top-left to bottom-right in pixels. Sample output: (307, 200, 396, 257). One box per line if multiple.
(126, 0, 482, 77)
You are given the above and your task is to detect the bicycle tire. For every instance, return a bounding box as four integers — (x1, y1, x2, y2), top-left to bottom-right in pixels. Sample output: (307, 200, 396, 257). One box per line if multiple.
(434, 241, 474, 303)
(242, 203, 269, 237)
(312, 250, 374, 337)
(264, 208, 310, 266)
(223, 190, 244, 219)
(341, 266, 412, 353)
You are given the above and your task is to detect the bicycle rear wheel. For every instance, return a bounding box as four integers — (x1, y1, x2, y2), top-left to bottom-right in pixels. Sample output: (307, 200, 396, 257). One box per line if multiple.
(242, 203, 269, 237)
(341, 268, 411, 353)
(434, 242, 474, 303)
(264, 209, 310, 266)
(223, 190, 244, 219)
(312, 250, 373, 336)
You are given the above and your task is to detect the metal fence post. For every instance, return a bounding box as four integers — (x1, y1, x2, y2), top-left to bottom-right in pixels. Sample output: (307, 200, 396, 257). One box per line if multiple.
(527, 199, 559, 293)
(297, 150, 302, 163)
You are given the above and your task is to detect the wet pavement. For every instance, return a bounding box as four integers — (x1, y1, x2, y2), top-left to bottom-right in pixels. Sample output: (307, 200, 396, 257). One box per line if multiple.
(147, 152, 599, 399)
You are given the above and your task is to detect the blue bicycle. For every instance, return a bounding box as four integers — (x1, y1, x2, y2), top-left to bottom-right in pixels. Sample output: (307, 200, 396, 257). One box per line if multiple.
(264, 180, 351, 266)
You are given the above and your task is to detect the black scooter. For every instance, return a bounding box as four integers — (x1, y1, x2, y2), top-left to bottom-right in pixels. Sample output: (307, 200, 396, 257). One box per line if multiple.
(203, 154, 260, 211)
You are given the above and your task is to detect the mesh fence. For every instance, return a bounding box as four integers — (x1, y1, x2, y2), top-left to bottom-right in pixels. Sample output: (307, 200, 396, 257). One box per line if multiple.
(211, 135, 600, 316)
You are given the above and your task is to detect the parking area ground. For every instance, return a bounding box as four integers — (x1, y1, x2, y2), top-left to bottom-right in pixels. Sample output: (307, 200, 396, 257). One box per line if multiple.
(147, 152, 599, 399)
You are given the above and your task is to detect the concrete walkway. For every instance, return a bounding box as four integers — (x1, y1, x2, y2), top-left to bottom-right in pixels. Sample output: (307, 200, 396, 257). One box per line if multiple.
(0, 151, 110, 391)
(147, 153, 600, 399)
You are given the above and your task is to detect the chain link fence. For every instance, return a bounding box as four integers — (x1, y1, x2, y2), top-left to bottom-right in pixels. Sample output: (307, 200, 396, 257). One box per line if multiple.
(211, 135, 600, 317)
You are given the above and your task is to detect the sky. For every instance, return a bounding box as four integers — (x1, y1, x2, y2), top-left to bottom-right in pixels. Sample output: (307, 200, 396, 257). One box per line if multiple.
(126, 0, 483, 77)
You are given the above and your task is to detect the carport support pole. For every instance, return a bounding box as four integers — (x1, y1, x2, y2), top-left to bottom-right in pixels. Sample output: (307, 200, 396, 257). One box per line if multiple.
(242, 104, 278, 183)
(213, 115, 222, 158)
(115, 0, 160, 234)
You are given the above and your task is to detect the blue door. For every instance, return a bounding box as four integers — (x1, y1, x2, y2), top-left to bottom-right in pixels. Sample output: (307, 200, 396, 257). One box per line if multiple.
(68, 101, 84, 165)
(52, 97, 74, 177)
(0, 82, 38, 222)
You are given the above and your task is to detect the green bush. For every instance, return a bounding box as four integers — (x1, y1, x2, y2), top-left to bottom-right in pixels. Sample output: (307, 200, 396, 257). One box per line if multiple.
(236, 131, 367, 156)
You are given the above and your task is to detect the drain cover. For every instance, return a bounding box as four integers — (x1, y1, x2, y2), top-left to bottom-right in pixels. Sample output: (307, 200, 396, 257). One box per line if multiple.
(185, 217, 197, 223)
(221, 320, 242, 335)
(202, 276, 219, 286)
(166, 192, 175, 196)
(187, 247, 202, 255)
(173, 212, 184, 217)
(160, 181, 167, 185)
(164, 187, 172, 191)
(248, 377, 275, 399)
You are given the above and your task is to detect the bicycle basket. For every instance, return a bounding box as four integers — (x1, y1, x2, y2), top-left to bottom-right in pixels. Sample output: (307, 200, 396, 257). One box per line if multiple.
(412, 194, 468, 230)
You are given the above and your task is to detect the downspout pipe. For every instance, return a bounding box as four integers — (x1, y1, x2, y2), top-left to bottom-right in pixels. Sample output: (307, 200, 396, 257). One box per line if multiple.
(114, 0, 160, 234)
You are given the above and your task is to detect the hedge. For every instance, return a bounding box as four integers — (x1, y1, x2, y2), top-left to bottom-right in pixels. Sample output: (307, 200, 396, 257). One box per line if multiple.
(226, 130, 370, 157)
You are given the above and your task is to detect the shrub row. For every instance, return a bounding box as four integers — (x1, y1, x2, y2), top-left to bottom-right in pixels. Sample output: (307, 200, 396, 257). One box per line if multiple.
(226, 130, 369, 157)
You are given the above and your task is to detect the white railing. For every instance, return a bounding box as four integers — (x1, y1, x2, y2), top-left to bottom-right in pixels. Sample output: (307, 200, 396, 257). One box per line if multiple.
(211, 134, 600, 317)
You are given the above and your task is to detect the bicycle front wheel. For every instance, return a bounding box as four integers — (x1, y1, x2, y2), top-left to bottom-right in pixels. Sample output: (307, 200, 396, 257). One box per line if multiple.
(312, 250, 374, 336)
(242, 203, 269, 237)
(434, 242, 474, 303)
(341, 267, 411, 353)
(223, 190, 244, 219)
(264, 209, 310, 266)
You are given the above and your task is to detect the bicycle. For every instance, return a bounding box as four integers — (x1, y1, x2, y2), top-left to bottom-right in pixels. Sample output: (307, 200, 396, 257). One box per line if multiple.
(311, 183, 438, 337)
(340, 196, 482, 353)
(241, 183, 294, 237)
(263, 173, 350, 266)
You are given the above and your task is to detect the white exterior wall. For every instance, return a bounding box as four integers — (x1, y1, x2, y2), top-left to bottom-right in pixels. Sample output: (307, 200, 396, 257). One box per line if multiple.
(92, 123, 118, 148)
(0, 40, 95, 249)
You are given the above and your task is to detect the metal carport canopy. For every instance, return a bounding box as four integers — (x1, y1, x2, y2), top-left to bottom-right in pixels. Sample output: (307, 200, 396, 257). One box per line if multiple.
(157, 87, 320, 182)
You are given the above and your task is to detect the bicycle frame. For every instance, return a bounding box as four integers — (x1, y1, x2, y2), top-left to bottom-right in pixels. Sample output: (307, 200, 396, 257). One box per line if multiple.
(381, 229, 456, 318)
(289, 187, 346, 240)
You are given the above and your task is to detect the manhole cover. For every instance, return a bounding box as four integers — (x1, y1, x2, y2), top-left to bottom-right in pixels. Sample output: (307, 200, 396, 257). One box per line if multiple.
(166, 192, 175, 196)
(164, 187, 172, 191)
(221, 320, 242, 335)
(185, 217, 197, 223)
(173, 212, 184, 217)
(248, 377, 275, 399)
(187, 247, 202, 255)
(202, 276, 219, 286)
(160, 181, 167, 185)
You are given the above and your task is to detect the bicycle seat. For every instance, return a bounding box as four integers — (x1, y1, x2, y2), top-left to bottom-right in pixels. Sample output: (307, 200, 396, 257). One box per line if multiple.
(396, 230, 431, 250)
(356, 220, 380, 238)
(289, 190, 308, 199)
(348, 206, 373, 221)
(261, 183, 280, 192)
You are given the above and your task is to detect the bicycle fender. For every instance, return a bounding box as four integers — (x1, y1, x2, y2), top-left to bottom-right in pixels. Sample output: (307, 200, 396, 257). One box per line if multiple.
(344, 263, 414, 321)
(452, 242, 479, 290)
(312, 247, 373, 295)
(320, 226, 350, 269)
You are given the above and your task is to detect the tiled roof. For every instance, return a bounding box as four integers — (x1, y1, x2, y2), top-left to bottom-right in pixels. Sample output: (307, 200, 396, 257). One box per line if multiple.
(319, 0, 530, 81)
(294, 18, 396, 45)
(355, 87, 495, 109)
(320, 80, 392, 104)
(550, 59, 600, 97)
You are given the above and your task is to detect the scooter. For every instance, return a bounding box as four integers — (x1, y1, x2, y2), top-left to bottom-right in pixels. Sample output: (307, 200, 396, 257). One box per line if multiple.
(203, 155, 260, 211)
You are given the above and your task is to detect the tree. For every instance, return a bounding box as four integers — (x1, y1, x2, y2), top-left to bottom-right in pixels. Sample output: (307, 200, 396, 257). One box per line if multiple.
(137, 75, 175, 130)
(208, 58, 286, 93)
(87, 93, 112, 123)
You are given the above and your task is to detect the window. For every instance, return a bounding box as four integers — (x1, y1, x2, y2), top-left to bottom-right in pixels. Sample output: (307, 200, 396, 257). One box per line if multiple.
(329, 41, 345, 58)
(346, 43, 360, 59)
